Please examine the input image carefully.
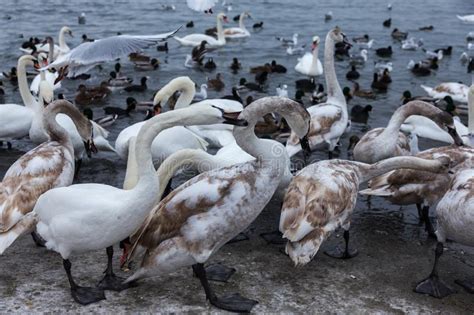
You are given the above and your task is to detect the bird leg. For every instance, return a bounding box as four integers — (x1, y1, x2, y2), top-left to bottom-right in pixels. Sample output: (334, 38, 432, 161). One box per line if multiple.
(416, 203, 424, 225)
(31, 231, 45, 247)
(97, 246, 132, 291)
(63, 259, 105, 305)
(74, 158, 82, 179)
(421, 206, 436, 238)
(193, 263, 236, 283)
(259, 230, 285, 245)
(193, 263, 258, 313)
(324, 230, 358, 259)
(415, 242, 455, 298)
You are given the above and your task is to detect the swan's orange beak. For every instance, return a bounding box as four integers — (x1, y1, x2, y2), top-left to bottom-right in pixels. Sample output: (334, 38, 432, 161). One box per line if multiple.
(311, 42, 318, 50)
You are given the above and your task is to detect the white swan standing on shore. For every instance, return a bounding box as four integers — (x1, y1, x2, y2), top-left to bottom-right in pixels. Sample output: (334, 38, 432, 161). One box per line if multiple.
(0, 100, 95, 254)
(124, 97, 310, 312)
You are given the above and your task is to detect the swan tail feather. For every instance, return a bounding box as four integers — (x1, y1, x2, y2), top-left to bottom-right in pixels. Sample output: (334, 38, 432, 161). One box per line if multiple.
(0, 213, 37, 255)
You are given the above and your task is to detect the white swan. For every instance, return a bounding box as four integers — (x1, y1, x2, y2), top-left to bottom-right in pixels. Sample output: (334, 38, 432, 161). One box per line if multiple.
(415, 165, 474, 298)
(280, 156, 448, 266)
(421, 82, 469, 103)
(174, 13, 228, 47)
(0, 100, 95, 254)
(353, 101, 463, 163)
(20, 26, 72, 59)
(457, 14, 474, 23)
(224, 11, 251, 38)
(124, 97, 310, 312)
(0, 55, 42, 147)
(286, 27, 349, 158)
(10, 103, 247, 306)
(295, 36, 323, 77)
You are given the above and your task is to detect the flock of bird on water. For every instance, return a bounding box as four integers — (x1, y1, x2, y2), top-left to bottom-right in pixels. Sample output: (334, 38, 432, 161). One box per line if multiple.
(0, 0, 473, 312)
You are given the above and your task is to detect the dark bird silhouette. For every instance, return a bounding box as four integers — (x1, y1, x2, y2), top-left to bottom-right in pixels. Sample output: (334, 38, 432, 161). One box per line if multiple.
(157, 42, 168, 53)
(192, 40, 207, 66)
(375, 46, 392, 57)
(204, 57, 217, 70)
(270, 60, 287, 73)
(124, 77, 148, 92)
(346, 65, 360, 80)
(230, 58, 241, 73)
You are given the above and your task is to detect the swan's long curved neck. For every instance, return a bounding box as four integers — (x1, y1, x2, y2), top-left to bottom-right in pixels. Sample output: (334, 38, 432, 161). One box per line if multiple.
(17, 58, 38, 110)
(175, 81, 196, 109)
(311, 44, 319, 67)
(358, 156, 443, 183)
(216, 17, 226, 43)
(58, 28, 68, 51)
(48, 38, 55, 63)
(324, 34, 344, 105)
(233, 97, 292, 177)
(42, 101, 85, 150)
(133, 108, 220, 192)
(383, 101, 438, 135)
(468, 90, 474, 134)
(155, 149, 220, 197)
(239, 14, 248, 30)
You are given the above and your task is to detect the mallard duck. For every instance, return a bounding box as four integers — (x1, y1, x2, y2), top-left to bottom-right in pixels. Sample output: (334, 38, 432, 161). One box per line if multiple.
(207, 73, 225, 91)
(353, 82, 375, 99)
(124, 77, 148, 92)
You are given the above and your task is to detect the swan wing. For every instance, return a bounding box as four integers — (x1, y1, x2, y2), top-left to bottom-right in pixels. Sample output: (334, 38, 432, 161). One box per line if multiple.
(1, 142, 73, 232)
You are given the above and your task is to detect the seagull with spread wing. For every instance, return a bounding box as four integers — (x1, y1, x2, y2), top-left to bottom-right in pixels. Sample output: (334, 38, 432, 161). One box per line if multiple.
(42, 28, 180, 82)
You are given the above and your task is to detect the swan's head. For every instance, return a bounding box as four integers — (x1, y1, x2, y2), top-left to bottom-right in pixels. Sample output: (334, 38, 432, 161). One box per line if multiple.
(217, 13, 229, 23)
(37, 52, 48, 67)
(432, 111, 464, 146)
(62, 26, 73, 37)
(329, 27, 344, 43)
(311, 36, 320, 50)
(243, 11, 252, 19)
